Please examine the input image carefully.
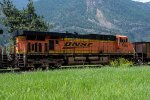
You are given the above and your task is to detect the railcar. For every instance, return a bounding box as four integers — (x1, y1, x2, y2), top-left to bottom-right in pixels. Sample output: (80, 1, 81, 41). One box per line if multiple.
(0, 30, 135, 69)
(133, 42, 150, 63)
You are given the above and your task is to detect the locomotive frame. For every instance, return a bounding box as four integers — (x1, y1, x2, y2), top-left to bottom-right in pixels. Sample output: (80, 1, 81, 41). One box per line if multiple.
(0, 30, 135, 69)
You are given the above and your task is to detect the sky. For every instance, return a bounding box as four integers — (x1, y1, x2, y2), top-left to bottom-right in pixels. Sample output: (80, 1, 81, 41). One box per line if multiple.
(10, 0, 39, 9)
(133, 0, 150, 2)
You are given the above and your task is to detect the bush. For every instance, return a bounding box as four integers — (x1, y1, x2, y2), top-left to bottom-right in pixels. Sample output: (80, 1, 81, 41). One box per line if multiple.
(110, 58, 133, 68)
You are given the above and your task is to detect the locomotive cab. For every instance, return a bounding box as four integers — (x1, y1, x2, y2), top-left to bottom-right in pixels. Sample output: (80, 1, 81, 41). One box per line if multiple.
(116, 35, 128, 48)
(14, 30, 65, 68)
(116, 35, 134, 54)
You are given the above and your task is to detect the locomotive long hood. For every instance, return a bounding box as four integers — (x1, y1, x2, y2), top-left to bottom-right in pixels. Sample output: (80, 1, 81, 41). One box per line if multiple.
(13, 30, 116, 41)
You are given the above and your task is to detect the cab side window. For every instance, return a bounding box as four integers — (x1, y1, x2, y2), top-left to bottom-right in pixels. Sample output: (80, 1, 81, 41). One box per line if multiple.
(120, 38, 128, 43)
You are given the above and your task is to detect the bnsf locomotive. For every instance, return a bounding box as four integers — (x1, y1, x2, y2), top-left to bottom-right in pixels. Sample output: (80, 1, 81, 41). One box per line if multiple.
(0, 30, 135, 69)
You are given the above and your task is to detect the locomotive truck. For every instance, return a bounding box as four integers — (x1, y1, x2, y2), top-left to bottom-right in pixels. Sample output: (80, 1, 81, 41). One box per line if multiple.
(0, 30, 135, 69)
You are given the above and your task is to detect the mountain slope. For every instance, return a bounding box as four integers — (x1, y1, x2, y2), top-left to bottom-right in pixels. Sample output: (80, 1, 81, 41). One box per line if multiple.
(34, 0, 150, 41)
(0, 0, 150, 41)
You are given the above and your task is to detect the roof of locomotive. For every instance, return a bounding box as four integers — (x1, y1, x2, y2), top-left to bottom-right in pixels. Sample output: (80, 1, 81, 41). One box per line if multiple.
(13, 30, 116, 41)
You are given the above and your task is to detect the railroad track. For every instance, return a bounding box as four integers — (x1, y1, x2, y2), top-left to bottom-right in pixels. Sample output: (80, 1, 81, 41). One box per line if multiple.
(61, 64, 103, 68)
(0, 68, 21, 73)
(0, 64, 103, 73)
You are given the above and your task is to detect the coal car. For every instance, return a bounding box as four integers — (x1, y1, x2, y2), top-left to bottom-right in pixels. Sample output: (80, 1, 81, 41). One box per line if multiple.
(133, 42, 150, 63)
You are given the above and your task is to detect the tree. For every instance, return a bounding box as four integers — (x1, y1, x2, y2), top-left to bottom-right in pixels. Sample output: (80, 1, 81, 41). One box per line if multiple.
(0, 0, 49, 33)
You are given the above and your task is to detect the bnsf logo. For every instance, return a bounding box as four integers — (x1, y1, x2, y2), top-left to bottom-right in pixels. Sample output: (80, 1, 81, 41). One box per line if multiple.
(63, 42, 93, 49)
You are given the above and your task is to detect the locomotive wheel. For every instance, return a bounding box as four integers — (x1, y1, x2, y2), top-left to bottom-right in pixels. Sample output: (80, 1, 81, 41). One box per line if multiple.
(48, 63, 62, 69)
(34, 64, 42, 69)
(54, 63, 62, 68)
(20, 67, 28, 71)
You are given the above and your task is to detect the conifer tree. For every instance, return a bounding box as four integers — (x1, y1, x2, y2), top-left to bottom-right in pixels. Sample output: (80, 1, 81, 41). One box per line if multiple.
(0, 0, 49, 32)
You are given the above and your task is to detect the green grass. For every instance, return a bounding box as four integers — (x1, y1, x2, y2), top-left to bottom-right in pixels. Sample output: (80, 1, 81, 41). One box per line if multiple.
(1, 66, 150, 100)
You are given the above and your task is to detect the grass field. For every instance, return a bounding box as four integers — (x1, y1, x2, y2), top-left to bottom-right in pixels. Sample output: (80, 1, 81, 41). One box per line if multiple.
(1, 66, 150, 100)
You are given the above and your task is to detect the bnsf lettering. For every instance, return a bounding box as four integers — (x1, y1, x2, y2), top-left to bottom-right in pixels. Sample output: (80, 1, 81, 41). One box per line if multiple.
(63, 42, 93, 49)
(64, 42, 72, 46)
(73, 42, 80, 47)
(87, 43, 93, 47)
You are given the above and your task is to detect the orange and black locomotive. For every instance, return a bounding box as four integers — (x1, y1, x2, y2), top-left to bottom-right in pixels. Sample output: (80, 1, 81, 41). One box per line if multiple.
(0, 30, 135, 69)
